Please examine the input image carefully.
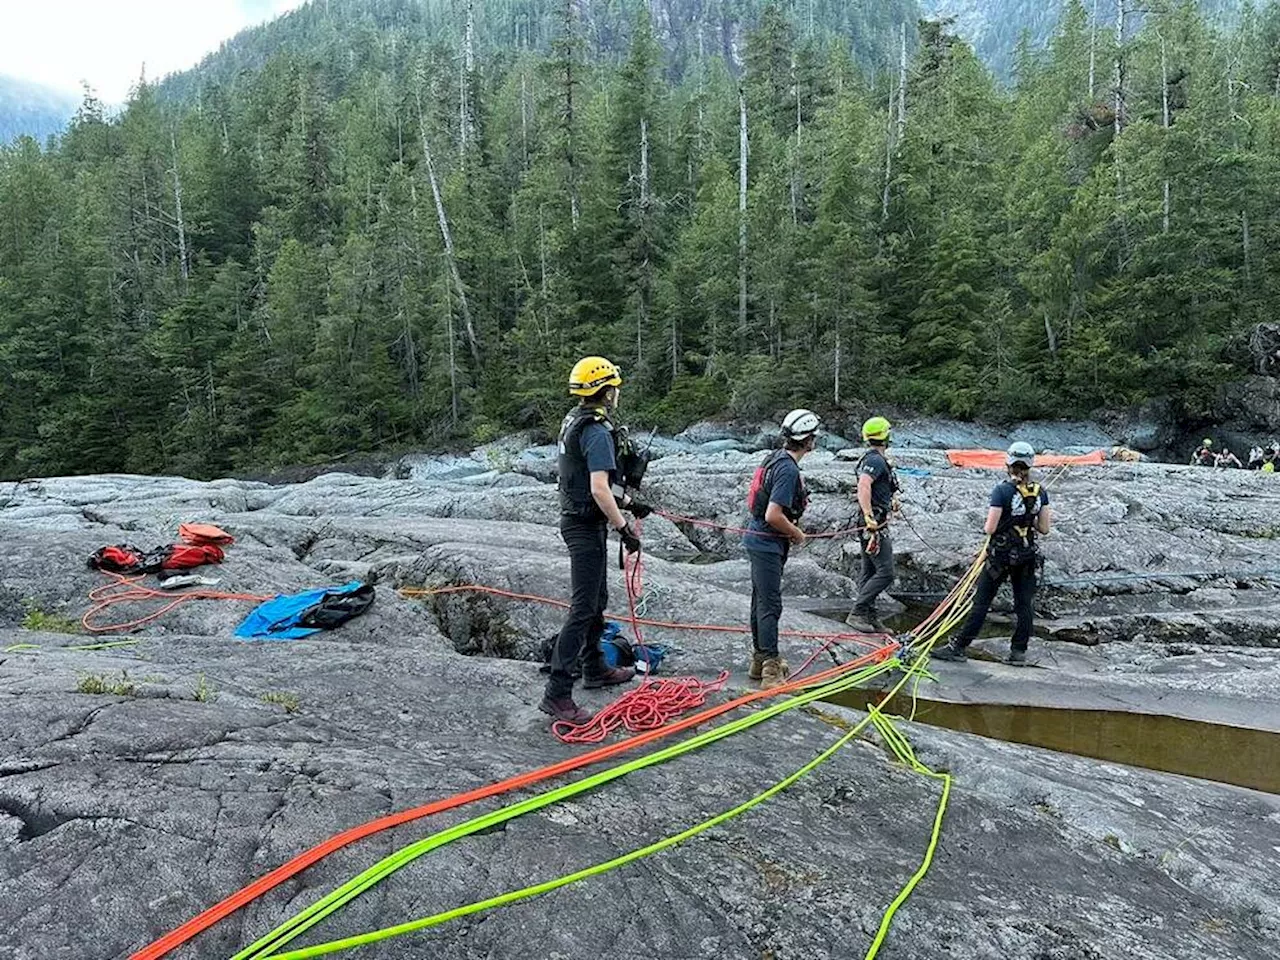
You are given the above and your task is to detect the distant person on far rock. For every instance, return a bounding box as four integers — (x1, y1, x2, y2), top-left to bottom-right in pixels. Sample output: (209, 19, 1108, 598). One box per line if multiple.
(932, 441, 1051, 666)
(1216, 447, 1243, 469)
(743, 409, 820, 689)
(845, 416, 900, 634)
(1190, 439, 1215, 467)
(541, 356, 650, 724)
(1264, 441, 1280, 474)
(1249, 446, 1266, 470)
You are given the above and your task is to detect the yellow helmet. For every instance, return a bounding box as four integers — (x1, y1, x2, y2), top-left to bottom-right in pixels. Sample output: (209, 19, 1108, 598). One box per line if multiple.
(568, 356, 623, 397)
(862, 415, 892, 443)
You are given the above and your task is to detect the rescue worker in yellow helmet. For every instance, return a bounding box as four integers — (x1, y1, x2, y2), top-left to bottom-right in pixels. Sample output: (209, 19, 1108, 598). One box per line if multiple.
(542, 357, 650, 724)
(846, 416, 899, 633)
(932, 441, 1051, 665)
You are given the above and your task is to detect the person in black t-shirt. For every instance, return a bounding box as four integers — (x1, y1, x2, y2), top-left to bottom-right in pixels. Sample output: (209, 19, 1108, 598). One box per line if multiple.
(933, 441, 1052, 666)
(846, 415, 899, 633)
(542, 357, 652, 724)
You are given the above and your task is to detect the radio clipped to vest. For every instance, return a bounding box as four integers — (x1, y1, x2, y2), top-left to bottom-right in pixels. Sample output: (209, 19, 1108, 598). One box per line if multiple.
(612, 425, 653, 500)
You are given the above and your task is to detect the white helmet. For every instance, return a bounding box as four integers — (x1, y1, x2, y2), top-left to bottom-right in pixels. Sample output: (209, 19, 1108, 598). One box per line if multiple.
(781, 408, 821, 441)
(1006, 441, 1036, 467)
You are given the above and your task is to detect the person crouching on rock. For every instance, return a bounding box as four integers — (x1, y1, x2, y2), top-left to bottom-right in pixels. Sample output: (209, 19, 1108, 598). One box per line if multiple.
(743, 409, 820, 689)
(932, 441, 1051, 666)
(541, 356, 650, 724)
(845, 416, 899, 633)
(1191, 439, 1215, 467)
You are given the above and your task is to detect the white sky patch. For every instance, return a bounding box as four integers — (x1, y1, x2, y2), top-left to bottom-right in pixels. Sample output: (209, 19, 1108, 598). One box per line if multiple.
(0, 0, 307, 103)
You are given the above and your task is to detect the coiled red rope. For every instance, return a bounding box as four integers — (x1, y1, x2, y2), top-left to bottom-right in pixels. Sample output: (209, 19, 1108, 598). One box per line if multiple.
(552, 525, 735, 743)
(82, 573, 270, 634)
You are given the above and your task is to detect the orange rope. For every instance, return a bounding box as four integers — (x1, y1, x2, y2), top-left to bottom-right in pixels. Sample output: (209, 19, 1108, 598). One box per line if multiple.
(82, 573, 271, 634)
(400, 583, 888, 650)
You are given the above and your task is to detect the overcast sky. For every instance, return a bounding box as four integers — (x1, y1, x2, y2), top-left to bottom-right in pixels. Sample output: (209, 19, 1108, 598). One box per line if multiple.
(1, 0, 307, 103)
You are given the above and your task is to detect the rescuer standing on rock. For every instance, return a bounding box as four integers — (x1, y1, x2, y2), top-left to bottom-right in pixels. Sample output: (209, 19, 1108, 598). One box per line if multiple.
(541, 357, 649, 723)
(846, 416, 899, 633)
(743, 409, 820, 689)
(932, 441, 1051, 665)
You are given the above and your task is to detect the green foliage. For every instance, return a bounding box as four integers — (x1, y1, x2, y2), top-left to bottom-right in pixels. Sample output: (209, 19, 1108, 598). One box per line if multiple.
(0, 3, 1274, 480)
(76, 672, 137, 697)
(191, 674, 218, 703)
(21, 600, 81, 635)
(261, 690, 302, 713)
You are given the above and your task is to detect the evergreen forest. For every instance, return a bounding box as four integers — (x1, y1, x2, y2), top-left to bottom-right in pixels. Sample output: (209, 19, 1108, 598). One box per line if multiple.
(2, 0, 1279, 479)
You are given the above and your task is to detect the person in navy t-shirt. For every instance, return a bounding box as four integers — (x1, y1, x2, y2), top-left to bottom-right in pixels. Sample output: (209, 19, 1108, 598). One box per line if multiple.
(933, 441, 1052, 665)
(744, 409, 820, 689)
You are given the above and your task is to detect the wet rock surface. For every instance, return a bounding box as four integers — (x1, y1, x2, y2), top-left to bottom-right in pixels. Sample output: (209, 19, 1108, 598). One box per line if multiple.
(1, 444, 1279, 960)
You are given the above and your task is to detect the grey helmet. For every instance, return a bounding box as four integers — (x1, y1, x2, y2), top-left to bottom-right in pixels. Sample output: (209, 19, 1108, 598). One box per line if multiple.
(1006, 441, 1036, 468)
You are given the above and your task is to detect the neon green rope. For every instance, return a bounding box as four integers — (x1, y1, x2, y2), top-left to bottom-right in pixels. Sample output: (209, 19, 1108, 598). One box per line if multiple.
(245, 549, 987, 960)
(259, 657, 933, 960)
(2, 643, 40, 653)
(234, 659, 900, 960)
(67, 639, 141, 651)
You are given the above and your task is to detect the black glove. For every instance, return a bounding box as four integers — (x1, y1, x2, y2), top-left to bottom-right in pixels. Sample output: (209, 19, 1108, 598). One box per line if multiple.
(617, 523, 642, 555)
(627, 500, 653, 519)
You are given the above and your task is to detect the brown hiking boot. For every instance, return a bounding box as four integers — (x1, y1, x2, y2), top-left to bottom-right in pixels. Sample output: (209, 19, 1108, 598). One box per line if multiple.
(538, 696, 593, 724)
(581, 666, 636, 690)
(748, 651, 768, 681)
(759, 657, 790, 690)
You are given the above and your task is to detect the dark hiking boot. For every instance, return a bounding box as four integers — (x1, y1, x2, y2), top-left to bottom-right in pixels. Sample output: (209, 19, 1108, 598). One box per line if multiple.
(582, 666, 636, 689)
(538, 696, 593, 724)
(930, 642, 968, 662)
(748, 650, 768, 681)
(1006, 648, 1028, 666)
(759, 657, 791, 690)
(845, 611, 884, 634)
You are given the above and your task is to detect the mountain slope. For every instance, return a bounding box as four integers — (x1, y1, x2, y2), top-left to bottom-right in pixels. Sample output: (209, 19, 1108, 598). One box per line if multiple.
(919, 0, 1246, 76)
(0, 76, 79, 143)
(161, 0, 919, 100)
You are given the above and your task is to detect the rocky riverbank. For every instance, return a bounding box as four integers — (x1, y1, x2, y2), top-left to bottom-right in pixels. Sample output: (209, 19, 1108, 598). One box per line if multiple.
(1, 439, 1278, 959)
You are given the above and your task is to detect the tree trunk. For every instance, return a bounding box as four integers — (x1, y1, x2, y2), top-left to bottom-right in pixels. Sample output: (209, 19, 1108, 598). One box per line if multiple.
(444, 270, 459, 426)
(638, 117, 650, 366)
(790, 53, 800, 227)
(833, 327, 841, 406)
(1114, 0, 1125, 137)
(520, 70, 530, 170)
(1088, 0, 1098, 99)
(897, 22, 907, 140)
(462, 0, 476, 156)
(881, 80, 894, 221)
(170, 128, 188, 283)
(738, 86, 748, 338)
(1161, 35, 1170, 234)
(417, 91, 480, 366)
(1242, 209, 1252, 284)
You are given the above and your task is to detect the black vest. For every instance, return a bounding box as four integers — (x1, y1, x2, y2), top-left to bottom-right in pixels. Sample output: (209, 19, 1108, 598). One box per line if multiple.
(856, 448, 900, 523)
(558, 405, 617, 519)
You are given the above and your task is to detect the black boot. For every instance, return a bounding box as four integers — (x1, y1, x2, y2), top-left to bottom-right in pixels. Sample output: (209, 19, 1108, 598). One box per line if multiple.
(930, 641, 968, 662)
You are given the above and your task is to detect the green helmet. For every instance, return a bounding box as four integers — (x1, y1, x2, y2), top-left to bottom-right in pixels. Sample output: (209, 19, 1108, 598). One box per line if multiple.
(862, 416, 892, 443)
(1203, 438, 1213, 447)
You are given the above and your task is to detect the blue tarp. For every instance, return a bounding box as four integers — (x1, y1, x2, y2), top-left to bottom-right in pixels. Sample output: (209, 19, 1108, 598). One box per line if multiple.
(235, 581, 366, 641)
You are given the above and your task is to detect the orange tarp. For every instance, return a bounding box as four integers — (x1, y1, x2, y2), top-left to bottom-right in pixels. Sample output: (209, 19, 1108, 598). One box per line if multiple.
(178, 522, 236, 546)
(946, 449, 1107, 469)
